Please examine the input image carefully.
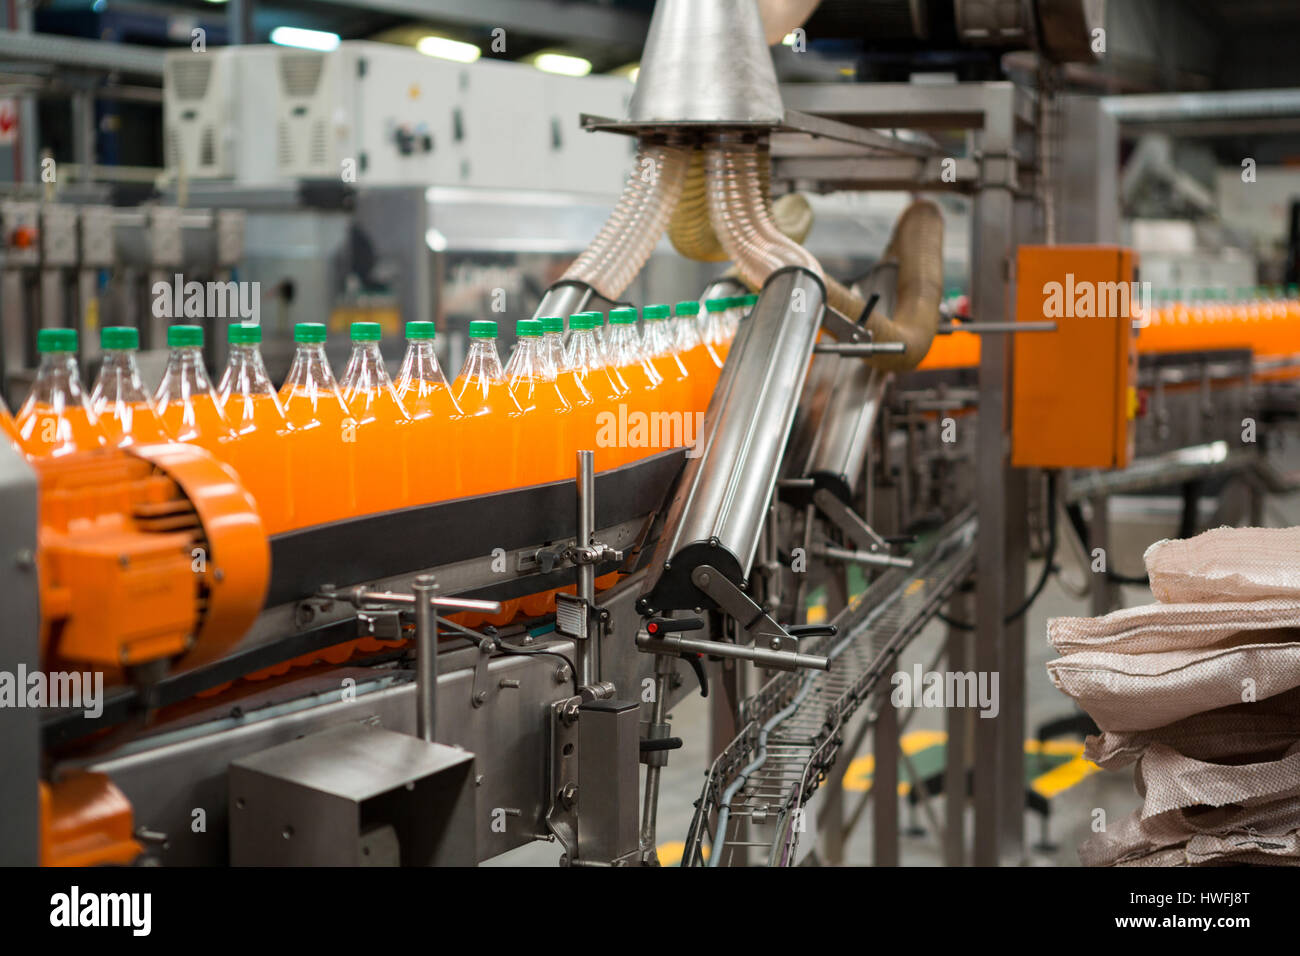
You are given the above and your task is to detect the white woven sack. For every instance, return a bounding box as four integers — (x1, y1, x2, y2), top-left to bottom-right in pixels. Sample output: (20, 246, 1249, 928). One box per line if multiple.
(1145, 526, 1300, 604)
(1049, 598, 1300, 656)
(1046, 632, 1300, 731)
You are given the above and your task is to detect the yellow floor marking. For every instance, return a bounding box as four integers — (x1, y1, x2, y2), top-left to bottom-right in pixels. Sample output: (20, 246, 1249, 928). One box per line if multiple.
(1031, 755, 1100, 798)
(656, 840, 708, 866)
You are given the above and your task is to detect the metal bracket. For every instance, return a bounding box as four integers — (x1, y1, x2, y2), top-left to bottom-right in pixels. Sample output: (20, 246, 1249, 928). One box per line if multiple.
(812, 488, 914, 569)
(690, 565, 797, 654)
(821, 305, 872, 344)
(544, 695, 582, 862)
(469, 637, 494, 708)
(356, 609, 403, 641)
(521, 539, 623, 576)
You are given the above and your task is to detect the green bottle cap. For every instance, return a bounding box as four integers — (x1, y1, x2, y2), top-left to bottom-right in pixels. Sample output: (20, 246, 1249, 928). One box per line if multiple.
(515, 319, 543, 337)
(539, 316, 565, 334)
(406, 321, 436, 340)
(37, 328, 78, 353)
(228, 323, 261, 345)
(294, 322, 327, 344)
(743, 294, 758, 307)
(100, 326, 138, 351)
(643, 304, 670, 320)
(674, 300, 700, 316)
(350, 321, 381, 342)
(469, 320, 497, 338)
(168, 325, 203, 348)
(569, 313, 595, 331)
(608, 307, 638, 325)
(704, 297, 730, 313)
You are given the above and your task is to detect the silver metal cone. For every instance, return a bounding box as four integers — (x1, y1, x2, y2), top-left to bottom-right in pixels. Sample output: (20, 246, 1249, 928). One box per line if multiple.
(626, 0, 785, 125)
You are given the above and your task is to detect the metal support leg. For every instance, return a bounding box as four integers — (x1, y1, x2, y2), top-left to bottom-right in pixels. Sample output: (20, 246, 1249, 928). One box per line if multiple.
(575, 449, 598, 687)
(944, 587, 972, 866)
(873, 690, 899, 866)
(413, 574, 438, 743)
(1089, 491, 1114, 616)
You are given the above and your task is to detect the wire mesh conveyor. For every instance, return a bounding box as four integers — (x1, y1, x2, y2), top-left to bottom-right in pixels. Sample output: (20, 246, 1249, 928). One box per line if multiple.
(681, 508, 978, 867)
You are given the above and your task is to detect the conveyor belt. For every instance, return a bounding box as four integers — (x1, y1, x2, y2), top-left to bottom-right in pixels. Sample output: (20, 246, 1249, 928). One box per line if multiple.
(681, 508, 977, 867)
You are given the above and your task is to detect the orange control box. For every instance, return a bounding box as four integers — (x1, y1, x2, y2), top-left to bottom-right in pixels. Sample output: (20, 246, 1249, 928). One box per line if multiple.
(1012, 245, 1138, 470)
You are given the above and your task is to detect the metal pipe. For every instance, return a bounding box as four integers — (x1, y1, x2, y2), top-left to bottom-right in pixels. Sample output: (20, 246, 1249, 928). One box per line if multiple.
(636, 632, 830, 672)
(812, 342, 905, 356)
(318, 587, 501, 614)
(812, 543, 914, 569)
(640, 267, 826, 612)
(575, 449, 598, 687)
(639, 653, 675, 852)
(413, 575, 438, 743)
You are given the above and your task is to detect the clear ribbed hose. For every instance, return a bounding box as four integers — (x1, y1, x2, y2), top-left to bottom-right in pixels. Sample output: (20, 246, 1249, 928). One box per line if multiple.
(703, 144, 823, 285)
(562, 141, 690, 300)
(704, 143, 943, 372)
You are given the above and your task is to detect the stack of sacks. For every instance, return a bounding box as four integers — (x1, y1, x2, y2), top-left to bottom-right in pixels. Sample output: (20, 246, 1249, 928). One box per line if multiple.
(1046, 526, 1300, 866)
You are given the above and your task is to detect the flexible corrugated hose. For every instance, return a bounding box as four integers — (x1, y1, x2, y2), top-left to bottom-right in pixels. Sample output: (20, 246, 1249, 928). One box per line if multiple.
(561, 141, 690, 300)
(696, 142, 944, 371)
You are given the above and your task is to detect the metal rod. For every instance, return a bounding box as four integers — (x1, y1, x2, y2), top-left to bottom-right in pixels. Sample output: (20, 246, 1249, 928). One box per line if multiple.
(637, 633, 830, 672)
(936, 320, 1056, 334)
(318, 586, 500, 614)
(576, 449, 598, 687)
(812, 543, 915, 569)
(812, 342, 907, 355)
(640, 653, 674, 854)
(413, 575, 438, 743)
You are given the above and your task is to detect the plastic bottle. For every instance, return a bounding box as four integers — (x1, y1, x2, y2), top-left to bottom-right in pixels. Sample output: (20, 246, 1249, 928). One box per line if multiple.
(452, 319, 522, 497)
(217, 322, 294, 534)
(506, 319, 572, 484)
(702, 297, 733, 361)
(278, 322, 355, 526)
(15, 328, 106, 459)
(340, 321, 410, 512)
(642, 303, 692, 431)
(90, 326, 171, 447)
(154, 324, 237, 460)
(537, 316, 568, 381)
(673, 299, 722, 411)
(395, 320, 462, 506)
(605, 306, 667, 459)
(453, 320, 522, 625)
(591, 310, 612, 366)
(565, 312, 624, 470)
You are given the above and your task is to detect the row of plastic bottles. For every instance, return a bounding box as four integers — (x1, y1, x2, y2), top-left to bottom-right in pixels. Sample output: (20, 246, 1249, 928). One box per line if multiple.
(1, 294, 755, 534)
(1139, 287, 1300, 359)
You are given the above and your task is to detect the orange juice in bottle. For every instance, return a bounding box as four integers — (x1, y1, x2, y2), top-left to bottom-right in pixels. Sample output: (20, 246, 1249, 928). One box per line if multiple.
(279, 322, 355, 526)
(642, 303, 692, 431)
(395, 320, 461, 505)
(452, 319, 521, 497)
(673, 299, 722, 411)
(702, 297, 733, 362)
(564, 313, 623, 472)
(16, 328, 106, 458)
(506, 318, 571, 484)
(340, 321, 410, 514)
(606, 307, 663, 460)
(217, 322, 294, 534)
(154, 324, 237, 460)
(89, 326, 171, 447)
(452, 319, 521, 625)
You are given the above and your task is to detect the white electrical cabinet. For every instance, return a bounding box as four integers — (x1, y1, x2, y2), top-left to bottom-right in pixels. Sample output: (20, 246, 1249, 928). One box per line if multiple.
(163, 41, 632, 196)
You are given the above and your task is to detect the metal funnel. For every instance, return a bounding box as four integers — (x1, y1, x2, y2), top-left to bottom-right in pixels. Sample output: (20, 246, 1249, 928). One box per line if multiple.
(626, 0, 785, 126)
